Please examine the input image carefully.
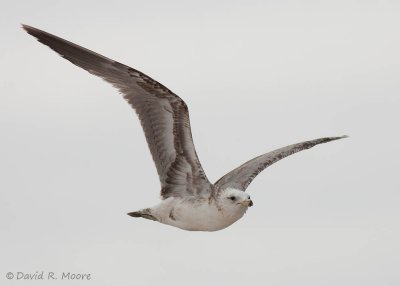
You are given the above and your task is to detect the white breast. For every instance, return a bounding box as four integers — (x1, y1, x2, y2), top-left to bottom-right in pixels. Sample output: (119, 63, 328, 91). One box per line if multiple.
(151, 197, 247, 231)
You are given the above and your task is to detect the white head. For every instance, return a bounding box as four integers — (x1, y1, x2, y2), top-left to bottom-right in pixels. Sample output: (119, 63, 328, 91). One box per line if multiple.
(219, 188, 253, 212)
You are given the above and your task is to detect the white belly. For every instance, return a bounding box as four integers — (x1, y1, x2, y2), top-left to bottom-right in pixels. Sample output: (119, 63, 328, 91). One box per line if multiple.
(151, 197, 247, 231)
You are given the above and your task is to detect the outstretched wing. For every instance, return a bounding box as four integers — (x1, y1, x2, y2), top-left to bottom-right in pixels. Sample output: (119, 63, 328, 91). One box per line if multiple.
(215, 136, 347, 191)
(23, 25, 211, 199)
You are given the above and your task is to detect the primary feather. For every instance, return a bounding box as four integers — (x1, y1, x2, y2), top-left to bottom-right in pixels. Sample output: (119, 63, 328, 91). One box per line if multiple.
(22, 24, 211, 199)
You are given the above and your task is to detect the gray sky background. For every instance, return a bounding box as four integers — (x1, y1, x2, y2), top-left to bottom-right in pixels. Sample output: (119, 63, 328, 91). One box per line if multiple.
(1, 1, 399, 285)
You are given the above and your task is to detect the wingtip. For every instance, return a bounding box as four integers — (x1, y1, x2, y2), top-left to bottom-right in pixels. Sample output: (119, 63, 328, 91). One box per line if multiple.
(21, 24, 36, 35)
(21, 24, 43, 37)
(340, 135, 349, 139)
(21, 23, 32, 32)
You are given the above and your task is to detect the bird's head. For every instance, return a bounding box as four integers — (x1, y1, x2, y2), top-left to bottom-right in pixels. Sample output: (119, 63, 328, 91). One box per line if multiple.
(220, 188, 253, 210)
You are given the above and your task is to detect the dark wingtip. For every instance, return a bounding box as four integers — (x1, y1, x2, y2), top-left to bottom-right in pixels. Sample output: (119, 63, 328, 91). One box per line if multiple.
(21, 24, 44, 39)
(21, 24, 35, 33)
(327, 135, 349, 142)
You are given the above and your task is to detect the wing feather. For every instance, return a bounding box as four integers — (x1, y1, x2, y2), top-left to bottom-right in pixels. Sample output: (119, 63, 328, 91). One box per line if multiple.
(215, 136, 347, 191)
(23, 24, 211, 198)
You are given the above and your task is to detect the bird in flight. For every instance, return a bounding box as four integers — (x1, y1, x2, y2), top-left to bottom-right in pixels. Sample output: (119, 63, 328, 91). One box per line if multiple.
(23, 25, 346, 231)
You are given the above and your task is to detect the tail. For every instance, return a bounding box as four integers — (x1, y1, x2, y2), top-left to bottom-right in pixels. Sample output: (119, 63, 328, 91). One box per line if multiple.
(127, 208, 157, 221)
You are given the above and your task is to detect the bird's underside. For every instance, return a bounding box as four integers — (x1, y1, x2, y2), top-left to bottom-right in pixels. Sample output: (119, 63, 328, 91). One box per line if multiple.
(23, 25, 347, 231)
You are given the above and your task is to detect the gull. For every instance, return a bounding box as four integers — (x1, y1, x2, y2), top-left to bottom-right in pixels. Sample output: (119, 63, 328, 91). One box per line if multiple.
(23, 25, 347, 231)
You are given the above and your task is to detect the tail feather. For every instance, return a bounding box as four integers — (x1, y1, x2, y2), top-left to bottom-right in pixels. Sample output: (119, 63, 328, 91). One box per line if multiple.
(127, 209, 157, 221)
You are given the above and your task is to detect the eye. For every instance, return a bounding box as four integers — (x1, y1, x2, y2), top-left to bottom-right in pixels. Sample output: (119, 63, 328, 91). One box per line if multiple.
(228, 196, 236, 201)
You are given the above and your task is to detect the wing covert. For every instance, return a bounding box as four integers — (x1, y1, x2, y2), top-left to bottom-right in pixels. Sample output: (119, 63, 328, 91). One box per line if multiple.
(215, 136, 347, 191)
(23, 24, 212, 198)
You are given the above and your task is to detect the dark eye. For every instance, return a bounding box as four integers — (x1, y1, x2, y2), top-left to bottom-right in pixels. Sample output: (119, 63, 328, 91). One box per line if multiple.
(228, 196, 236, 201)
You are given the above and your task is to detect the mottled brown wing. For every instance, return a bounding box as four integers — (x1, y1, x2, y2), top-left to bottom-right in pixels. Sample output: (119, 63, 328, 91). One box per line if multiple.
(215, 136, 347, 191)
(23, 25, 211, 199)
